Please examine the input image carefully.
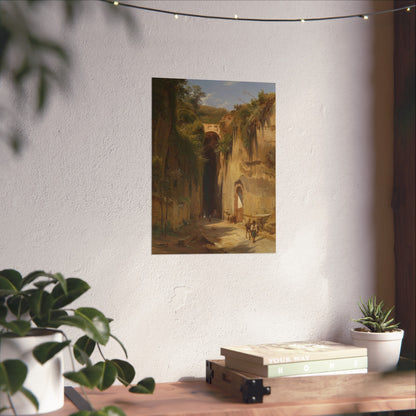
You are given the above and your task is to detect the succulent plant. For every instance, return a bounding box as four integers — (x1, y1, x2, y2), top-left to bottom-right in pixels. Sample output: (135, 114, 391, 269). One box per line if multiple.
(353, 296, 400, 333)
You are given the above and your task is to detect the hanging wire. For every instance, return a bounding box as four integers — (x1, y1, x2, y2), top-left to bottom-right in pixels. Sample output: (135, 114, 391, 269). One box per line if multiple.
(100, 0, 415, 23)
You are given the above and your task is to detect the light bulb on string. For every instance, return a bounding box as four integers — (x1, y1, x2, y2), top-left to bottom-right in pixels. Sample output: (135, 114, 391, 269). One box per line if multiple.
(174, 14, 179, 19)
(234, 14, 238, 20)
(113, 1, 119, 5)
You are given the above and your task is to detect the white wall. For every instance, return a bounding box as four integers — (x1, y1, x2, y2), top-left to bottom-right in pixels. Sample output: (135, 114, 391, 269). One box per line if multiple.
(0, 1, 394, 382)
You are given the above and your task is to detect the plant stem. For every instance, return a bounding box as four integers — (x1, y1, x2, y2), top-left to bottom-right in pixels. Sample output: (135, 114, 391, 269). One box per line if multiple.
(7, 393, 17, 416)
(97, 343, 106, 361)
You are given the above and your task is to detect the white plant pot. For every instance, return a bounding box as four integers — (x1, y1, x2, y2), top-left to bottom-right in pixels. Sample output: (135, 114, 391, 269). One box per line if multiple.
(351, 328, 404, 372)
(0, 329, 64, 415)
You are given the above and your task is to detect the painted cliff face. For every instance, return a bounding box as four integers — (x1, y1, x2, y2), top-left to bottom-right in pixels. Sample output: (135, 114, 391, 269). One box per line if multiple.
(152, 78, 276, 254)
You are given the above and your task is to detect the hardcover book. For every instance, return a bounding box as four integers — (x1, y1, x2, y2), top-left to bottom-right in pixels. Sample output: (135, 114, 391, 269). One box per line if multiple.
(220, 341, 368, 366)
(224, 355, 368, 377)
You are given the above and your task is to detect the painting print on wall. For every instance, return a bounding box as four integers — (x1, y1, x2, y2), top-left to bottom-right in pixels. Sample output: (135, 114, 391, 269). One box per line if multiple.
(152, 78, 276, 254)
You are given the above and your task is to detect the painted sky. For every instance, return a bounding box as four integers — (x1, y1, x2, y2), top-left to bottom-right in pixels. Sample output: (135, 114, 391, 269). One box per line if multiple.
(187, 79, 275, 111)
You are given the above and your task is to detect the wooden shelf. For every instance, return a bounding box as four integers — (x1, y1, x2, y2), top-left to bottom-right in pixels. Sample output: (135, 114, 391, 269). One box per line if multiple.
(51, 368, 415, 416)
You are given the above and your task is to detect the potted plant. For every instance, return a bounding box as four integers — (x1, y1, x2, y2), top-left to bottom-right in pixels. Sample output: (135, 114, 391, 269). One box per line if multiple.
(351, 296, 404, 372)
(0, 269, 155, 416)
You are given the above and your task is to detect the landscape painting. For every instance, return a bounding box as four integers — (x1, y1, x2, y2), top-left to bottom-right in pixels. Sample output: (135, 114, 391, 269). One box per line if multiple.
(152, 78, 276, 254)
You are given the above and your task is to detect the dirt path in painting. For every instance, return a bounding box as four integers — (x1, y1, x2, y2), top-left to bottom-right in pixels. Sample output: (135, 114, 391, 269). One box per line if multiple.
(152, 219, 275, 254)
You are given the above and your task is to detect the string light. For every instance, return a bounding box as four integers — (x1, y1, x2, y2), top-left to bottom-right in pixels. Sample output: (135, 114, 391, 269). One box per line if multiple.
(99, 0, 415, 23)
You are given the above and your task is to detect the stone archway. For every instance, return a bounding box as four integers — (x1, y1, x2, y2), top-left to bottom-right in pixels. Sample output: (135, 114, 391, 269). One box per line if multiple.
(234, 183, 244, 223)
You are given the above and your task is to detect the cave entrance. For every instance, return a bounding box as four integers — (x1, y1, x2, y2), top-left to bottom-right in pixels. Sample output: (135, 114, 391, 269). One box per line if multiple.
(234, 183, 244, 223)
(203, 131, 221, 219)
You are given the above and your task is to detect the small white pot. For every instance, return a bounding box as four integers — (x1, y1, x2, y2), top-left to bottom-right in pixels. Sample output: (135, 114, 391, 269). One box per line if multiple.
(351, 328, 404, 372)
(0, 329, 64, 415)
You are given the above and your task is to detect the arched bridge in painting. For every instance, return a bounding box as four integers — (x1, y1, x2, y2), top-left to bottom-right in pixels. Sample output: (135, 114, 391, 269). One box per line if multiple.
(202, 123, 221, 136)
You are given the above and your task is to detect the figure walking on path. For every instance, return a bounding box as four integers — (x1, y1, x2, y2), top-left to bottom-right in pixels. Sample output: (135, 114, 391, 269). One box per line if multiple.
(250, 220, 258, 243)
(245, 219, 252, 240)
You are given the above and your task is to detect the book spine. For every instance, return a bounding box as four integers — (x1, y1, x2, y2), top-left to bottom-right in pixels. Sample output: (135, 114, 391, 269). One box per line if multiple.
(267, 356, 368, 377)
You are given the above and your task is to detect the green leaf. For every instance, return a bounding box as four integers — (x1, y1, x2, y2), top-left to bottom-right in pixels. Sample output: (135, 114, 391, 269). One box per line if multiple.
(0, 359, 27, 395)
(0, 319, 31, 336)
(97, 406, 127, 416)
(68, 412, 91, 416)
(69, 407, 126, 416)
(19, 386, 39, 411)
(74, 308, 110, 345)
(23, 271, 68, 295)
(51, 278, 90, 309)
(0, 304, 7, 321)
(94, 361, 117, 391)
(110, 359, 135, 386)
(0, 270, 22, 291)
(0, 276, 19, 296)
(33, 340, 70, 364)
(7, 295, 30, 318)
(47, 310, 69, 328)
(74, 335, 96, 365)
(22, 270, 50, 287)
(29, 290, 53, 326)
(128, 377, 155, 394)
(64, 366, 102, 389)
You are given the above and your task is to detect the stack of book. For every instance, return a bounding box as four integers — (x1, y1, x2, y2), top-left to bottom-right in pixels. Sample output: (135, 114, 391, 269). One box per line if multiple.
(220, 340, 368, 378)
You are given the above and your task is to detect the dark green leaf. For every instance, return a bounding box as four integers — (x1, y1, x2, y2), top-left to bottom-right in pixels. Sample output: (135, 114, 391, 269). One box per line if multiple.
(29, 290, 53, 326)
(0, 276, 19, 296)
(68, 412, 91, 416)
(68, 407, 126, 416)
(7, 295, 29, 317)
(94, 361, 117, 391)
(33, 281, 53, 290)
(51, 278, 90, 309)
(110, 359, 135, 386)
(52, 315, 89, 332)
(0, 359, 27, 395)
(0, 269, 22, 291)
(19, 386, 39, 411)
(0, 304, 7, 321)
(128, 377, 155, 394)
(64, 366, 102, 389)
(22, 270, 50, 287)
(33, 340, 70, 364)
(74, 308, 110, 345)
(0, 319, 31, 336)
(47, 309, 69, 328)
(74, 335, 96, 365)
(97, 406, 126, 416)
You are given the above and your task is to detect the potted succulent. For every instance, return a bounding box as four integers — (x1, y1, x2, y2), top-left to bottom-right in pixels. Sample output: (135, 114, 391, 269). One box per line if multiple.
(0, 269, 155, 416)
(351, 296, 404, 372)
